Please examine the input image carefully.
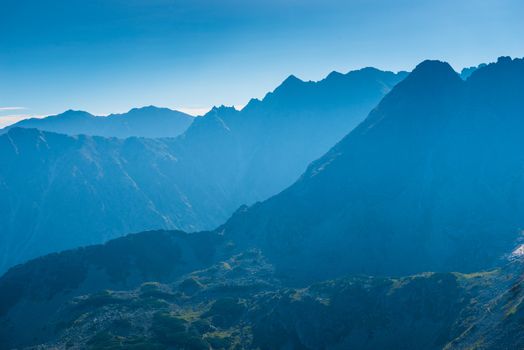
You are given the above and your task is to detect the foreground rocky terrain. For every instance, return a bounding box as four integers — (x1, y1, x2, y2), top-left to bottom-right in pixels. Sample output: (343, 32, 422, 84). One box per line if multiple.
(1, 229, 524, 350)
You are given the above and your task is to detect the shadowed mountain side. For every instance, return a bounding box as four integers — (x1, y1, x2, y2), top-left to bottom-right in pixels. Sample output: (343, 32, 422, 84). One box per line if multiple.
(218, 57, 524, 281)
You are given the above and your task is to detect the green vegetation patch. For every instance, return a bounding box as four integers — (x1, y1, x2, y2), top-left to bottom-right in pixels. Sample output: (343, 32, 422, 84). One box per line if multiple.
(202, 297, 246, 327)
(151, 312, 209, 350)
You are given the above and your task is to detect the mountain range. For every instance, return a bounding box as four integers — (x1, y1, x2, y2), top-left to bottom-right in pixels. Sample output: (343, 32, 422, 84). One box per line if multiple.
(0, 106, 194, 138)
(219, 56, 524, 281)
(0, 57, 523, 349)
(0, 67, 407, 272)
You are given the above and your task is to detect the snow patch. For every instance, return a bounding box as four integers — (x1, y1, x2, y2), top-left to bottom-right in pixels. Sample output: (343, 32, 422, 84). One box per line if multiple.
(510, 244, 524, 259)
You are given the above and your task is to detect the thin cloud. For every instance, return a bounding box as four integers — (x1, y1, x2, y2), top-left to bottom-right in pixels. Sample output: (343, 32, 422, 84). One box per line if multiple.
(0, 107, 27, 111)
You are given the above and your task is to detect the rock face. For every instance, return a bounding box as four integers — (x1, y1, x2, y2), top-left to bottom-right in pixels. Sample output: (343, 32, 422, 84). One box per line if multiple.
(0, 106, 194, 138)
(0, 68, 405, 272)
(220, 57, 524, 281)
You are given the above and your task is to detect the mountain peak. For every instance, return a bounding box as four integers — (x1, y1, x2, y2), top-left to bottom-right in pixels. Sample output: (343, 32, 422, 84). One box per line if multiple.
(200, 105, 239, 119)
(120, 105, 173, 117)
(325, 71, 345, 80)
(210, 105, 237, 113)
(263, 74, 307, 103)
(401, 60, 461, 88)
(273, 74, 304, 92)
(58, 110, 94, 119)
(130, 105, 161, 112)
(497, 56, 513, 64)
(465, 56, 523, 82)
(282, 74, 303, 84)
(412, 60, 456, 76)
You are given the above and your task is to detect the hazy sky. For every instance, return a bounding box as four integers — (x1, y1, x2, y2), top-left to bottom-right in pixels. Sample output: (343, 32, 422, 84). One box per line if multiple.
(1, 0, 523, 126)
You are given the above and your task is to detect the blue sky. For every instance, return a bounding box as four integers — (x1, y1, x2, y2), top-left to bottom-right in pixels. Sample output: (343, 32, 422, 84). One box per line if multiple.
(0, 0, 523, 126)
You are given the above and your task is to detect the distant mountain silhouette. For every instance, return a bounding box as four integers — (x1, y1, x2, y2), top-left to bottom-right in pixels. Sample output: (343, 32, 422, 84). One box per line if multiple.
(0, 67, 406, 272)
(0, 106, 194, 138)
